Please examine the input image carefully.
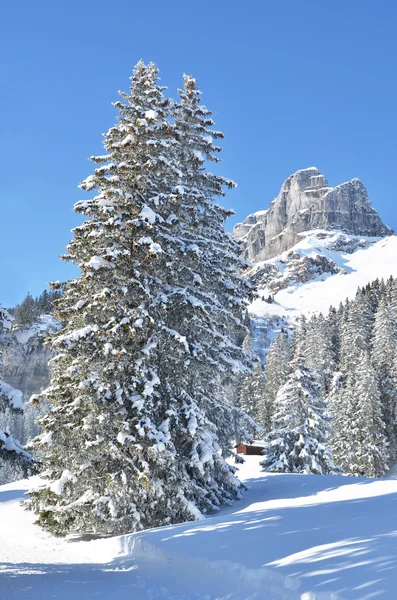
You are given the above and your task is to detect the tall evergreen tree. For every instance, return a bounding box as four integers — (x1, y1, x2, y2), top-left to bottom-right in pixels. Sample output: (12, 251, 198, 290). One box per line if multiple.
(239, 364, 266, 422)
(340, 298, 372, 383)
(327, 371, 346, 460)
(351, 354, 388, 477)
(28, 62, 255, 536)
(260, 331, 290, 432)
(372, 295, 397, 458)
(12, 293, 37, 329)
(331, 354, 388, 477)
(304, 313, 336, 394)
(261, 359, 337, 474)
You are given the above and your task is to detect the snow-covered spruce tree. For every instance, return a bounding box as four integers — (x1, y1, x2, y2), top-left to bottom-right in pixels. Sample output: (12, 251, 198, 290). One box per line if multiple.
(327, 371, 346, 461)
(339, 297, 372, 384)
(327, 306, 341, 366)
(372, 295, 397, 459)
(304, 313, 336, 394)
(0, 308, 32, 475)
(331, 354, 388, 477)
(235, 330, 263, 422)
(261, 358, 337, 474)
(171, 73, 258, 447)
(327, 372, 357, 473)
(260, 331, 290, 432)
(28, 62, 256, 536)
(239, 365, 266, 422)
(350, 354, 388, 477)
(388, 276, 397, 327)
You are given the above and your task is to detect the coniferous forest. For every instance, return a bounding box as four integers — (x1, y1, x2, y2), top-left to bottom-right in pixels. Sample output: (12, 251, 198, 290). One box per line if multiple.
(241, 277, 397, 478)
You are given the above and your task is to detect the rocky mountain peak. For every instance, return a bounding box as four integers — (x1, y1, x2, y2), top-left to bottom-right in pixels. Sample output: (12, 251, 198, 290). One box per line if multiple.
(233, 168, 392, 261)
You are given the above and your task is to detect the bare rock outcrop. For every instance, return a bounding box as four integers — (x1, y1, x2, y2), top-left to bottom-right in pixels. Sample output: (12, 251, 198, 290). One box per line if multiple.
(233, 168, 392, 261)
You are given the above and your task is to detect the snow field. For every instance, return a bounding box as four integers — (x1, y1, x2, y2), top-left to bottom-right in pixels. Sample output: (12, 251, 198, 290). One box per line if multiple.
(250, 234, 397, 319)
(3, 459, 397, 598)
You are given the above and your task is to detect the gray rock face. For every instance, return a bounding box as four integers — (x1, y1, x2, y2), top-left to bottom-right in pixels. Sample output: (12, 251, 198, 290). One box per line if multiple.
(1, 315, 60, 403)
(233, 168, 392, 261)
(2, 335, 53, 401)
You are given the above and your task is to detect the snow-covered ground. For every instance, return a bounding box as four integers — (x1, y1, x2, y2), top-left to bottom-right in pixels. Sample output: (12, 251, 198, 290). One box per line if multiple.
(250, 233, 397, 319)
(3, 458, 397, 599)
(13, 314, 61, 345)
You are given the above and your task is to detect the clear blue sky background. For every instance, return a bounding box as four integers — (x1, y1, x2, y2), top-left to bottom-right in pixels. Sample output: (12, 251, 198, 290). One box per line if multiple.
(1, 0, 396, 307)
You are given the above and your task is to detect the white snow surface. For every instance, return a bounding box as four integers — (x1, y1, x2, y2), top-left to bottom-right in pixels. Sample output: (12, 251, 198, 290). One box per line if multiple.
(0, 380, 23, 409)
(13, 314, 61, 345)
(2, 458, 397, 598)
(250, 232, 397, 319)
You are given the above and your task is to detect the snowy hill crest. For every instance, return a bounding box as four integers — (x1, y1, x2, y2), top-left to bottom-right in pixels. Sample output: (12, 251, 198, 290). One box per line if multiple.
(249, 231, 397, 322)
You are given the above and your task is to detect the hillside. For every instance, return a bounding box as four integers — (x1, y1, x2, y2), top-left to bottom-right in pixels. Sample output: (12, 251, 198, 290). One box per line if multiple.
(249, 231, 397, 321)
(2, 458, 397, 599)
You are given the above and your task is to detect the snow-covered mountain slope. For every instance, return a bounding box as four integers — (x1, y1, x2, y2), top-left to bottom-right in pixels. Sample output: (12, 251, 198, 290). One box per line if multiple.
(3, 459, 397, 599)
(249, 231, 397, 321)
(12, 314, 60, 345)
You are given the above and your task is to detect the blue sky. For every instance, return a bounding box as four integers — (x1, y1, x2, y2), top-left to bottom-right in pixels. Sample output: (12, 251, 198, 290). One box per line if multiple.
(1, 0, 396, 307)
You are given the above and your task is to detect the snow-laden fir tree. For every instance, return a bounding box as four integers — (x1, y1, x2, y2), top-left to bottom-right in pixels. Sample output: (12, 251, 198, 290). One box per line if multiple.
(339, 297, 372, 383)
(327, 371, 346, 460)
(235, 330, 263, 422)
(330, 354, 388, 477)
(303, 313, 336, 394)
(388, 276, 397, 327)
(28, 62, 256, 536)
(350, 354, 388, 477)
(169, 72, 259, 452)
(372, 295, 397, 458)
(260, 331, 290, 432)
(239, 365, 266, 422)
(0, 307, 31, 475)
(327, 306, 341, 366)
(261, 358, 337, 474)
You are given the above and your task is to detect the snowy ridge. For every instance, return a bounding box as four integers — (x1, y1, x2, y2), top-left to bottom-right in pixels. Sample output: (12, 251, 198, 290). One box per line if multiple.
(13, 313, 61, 345)
(249, 231, 397, 320)
(0, 380, 23, 410)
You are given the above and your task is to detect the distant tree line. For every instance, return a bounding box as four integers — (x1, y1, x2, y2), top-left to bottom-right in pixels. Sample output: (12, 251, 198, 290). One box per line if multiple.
(9, 289, 61, 329)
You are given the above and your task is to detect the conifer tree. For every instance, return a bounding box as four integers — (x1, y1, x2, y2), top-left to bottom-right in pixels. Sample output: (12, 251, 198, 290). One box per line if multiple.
(261, 359, 337, 474)
(351, 354, 388, 477)
(239, 365, 266, 422)
(28, 62, 255, 536)
(331, 354, 388, 477)
(261, 331, 290, 431)
(340, 298, 372, 383)
(304, 314, 336, 393)
(389, 277, 397, 328)
(372, 295, 397, 458)
(235, 330, 263, 422)
(327, 371, 346, 460)
(328, 373, 356, 472)
(327, 306, 341, 366)
(12, 293, 37, 329)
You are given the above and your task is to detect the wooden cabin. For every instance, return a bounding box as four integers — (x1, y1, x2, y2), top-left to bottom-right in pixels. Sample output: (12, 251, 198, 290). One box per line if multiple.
(235, 441, 265, 456)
